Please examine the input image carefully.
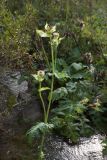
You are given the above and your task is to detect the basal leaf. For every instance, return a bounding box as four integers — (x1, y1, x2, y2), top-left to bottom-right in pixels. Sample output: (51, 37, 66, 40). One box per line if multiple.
(27, 122, 54, 143)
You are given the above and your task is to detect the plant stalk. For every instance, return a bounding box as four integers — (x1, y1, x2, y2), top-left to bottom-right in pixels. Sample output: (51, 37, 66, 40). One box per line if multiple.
(39, 82, 47, 123)
(38, 82, 46, 160)
(38, 37, 56, 160)
(38, 134, 45, 160)
(46, 42, 55, 122)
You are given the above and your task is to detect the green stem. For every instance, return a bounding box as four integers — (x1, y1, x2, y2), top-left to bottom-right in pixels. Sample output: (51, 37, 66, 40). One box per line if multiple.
(46, 73, 54, 122)
(54, 46, 57, 69)
(39, 82, 47, 122)
(38, 134, 45, 160)
(46, 42, 55, 122)
(38, 37, 56, 160)
(38, 82, 46, 160)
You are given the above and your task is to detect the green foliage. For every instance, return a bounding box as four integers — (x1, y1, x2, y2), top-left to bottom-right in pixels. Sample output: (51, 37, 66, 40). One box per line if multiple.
(0, 1, 37, 67)
(27, 24, 64, 159)
(52, 87, 68, 102)
(27, 122, 54, 143)
(102, 139, 107, 155)
(51, 80, 94, 141)
(27, 23, 102, 146)
(1, 0, 107, 158)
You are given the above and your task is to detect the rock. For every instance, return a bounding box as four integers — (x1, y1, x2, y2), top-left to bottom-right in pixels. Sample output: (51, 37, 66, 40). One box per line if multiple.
(104, 156, 107, 160)
(21, 98, 42, 122)
(45, 134, 105, 160)
(0, 71, 28, 98)
(0, 69, 42, 128)
(9, 98, 42, 124)
(0, 69, 42, 159)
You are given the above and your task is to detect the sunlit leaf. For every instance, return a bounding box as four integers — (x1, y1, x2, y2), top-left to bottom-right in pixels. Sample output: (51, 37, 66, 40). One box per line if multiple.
(39, 87, 50, 92)
(54, 70, 70, 80)
(32, 74, 38, 80)
(51, 25, 56, 33)
(72, 63, 83, 71)
(36, 29, 50, 37)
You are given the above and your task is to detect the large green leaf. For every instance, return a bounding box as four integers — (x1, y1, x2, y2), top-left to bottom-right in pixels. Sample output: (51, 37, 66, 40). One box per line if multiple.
(72, 63, 83, 71)
(54, 70, 69, 80)
(52, 99, 74, 115)
(52, 87, 68, 102)
(27, 122, 54, 142)
(70, 72, 85, 79)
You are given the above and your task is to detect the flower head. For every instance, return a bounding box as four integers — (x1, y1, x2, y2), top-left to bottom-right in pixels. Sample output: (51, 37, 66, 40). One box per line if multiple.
(32, 70, 45, 82)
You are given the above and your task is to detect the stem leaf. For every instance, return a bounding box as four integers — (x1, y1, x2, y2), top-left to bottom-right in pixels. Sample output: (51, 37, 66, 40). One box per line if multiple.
(39, 87, 50, 92)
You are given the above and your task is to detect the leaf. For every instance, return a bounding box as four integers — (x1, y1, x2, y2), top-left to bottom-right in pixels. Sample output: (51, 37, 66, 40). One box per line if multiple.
(51, 117, 64, 128)
(72, 63, 83, 71)
(52, 87, 68, 102)
(70, 72, 84, 79)
(54, 70, 69, 80)
(51, 25, 56, 33)
(32, 74, 38, 80)
(45, 23, 50, 31)
(75, 103, 86, 114)
(56, 58, 67, 68)
(66, 81, 77, 93)
(59, 37, 64, 42)
(36, 30, 50, 37)
(45, 23, 56, 33)
(52, 104, 73, 115)
(52, 100, 75, 121)
(27, 122, 54, 142)
(39, 87, 50, 92)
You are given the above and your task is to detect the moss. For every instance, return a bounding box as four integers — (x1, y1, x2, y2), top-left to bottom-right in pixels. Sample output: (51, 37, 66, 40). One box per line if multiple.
(7, 94, 17, 111)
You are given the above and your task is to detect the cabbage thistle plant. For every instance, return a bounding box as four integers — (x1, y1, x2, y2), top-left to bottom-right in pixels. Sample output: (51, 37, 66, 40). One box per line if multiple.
(27, 23, 63, 159)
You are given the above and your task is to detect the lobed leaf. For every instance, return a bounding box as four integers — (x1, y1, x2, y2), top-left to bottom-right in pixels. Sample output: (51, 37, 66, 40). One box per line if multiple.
(27, 122, 54, 143)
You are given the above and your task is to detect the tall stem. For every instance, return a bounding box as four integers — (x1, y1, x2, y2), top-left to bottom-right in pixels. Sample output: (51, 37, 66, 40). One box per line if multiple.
(46, 42, 55, 122)
(39, 82, 47, 122)
(54, 46, 57, 69)
(38, 82, 46, 160)
(38, 134, 45, 160)
(38, 37, 56, 160)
